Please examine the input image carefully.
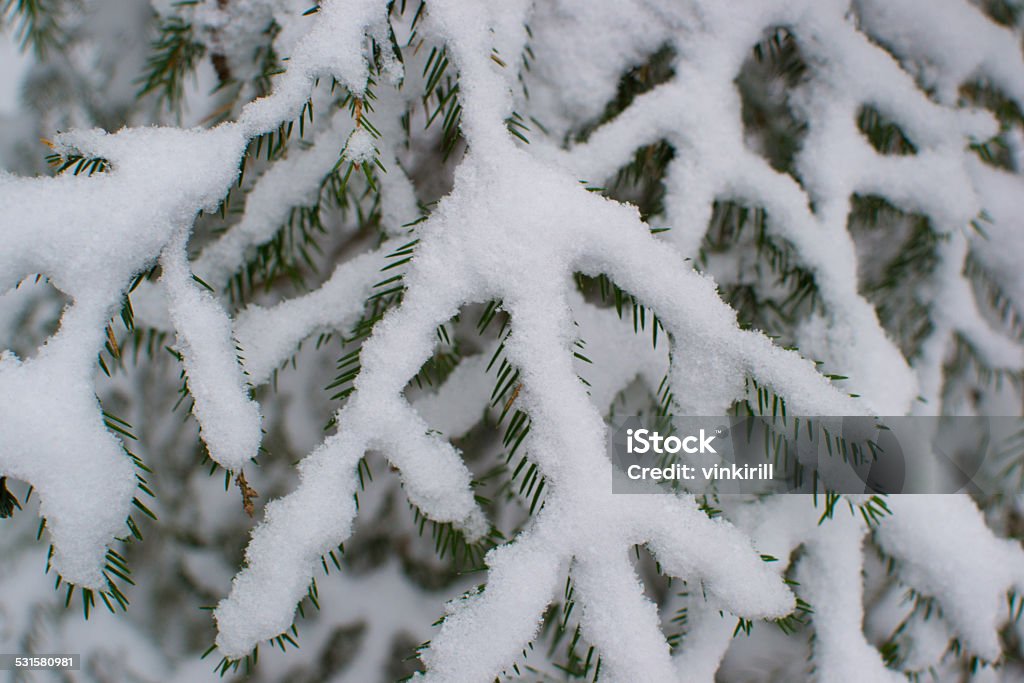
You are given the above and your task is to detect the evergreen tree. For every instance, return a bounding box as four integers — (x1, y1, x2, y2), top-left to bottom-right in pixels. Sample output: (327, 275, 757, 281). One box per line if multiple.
(1, 0, 1024, 681)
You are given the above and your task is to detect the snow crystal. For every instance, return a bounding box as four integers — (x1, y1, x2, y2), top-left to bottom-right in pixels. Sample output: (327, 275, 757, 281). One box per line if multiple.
(342, 127, 377, 166)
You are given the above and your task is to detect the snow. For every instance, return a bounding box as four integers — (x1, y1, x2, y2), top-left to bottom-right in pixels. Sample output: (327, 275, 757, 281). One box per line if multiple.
(233, 249, 385, 386)
(342, 127, 378, 165)
(795, 510, 905, 683)
(877, 496, 1024, 661)
(0, 125, 248, 586)
(160, 225, 263, 472)
(522, 0, 680, 138)
(549, 0, 1005, 416)
(193, 107, 356, 290)
(236, 0, 397, 136)
(0, 0, 410, 585)
(1, 0, 1023, 679)
(853, 0, 1024, 109)
(215, 2, 863, 664)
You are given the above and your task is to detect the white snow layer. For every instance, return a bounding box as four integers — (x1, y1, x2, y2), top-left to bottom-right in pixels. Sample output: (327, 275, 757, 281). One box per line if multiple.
(0, 0, 394, 586)
(1, 0, 1022, 680)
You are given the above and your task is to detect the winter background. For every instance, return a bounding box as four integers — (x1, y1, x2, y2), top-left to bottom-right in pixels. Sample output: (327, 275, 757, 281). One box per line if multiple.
(2, 1, 1024, 681)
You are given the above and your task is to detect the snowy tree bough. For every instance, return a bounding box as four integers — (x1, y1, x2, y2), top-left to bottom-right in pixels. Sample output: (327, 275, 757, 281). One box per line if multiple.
(1, 0, 1024, 680)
